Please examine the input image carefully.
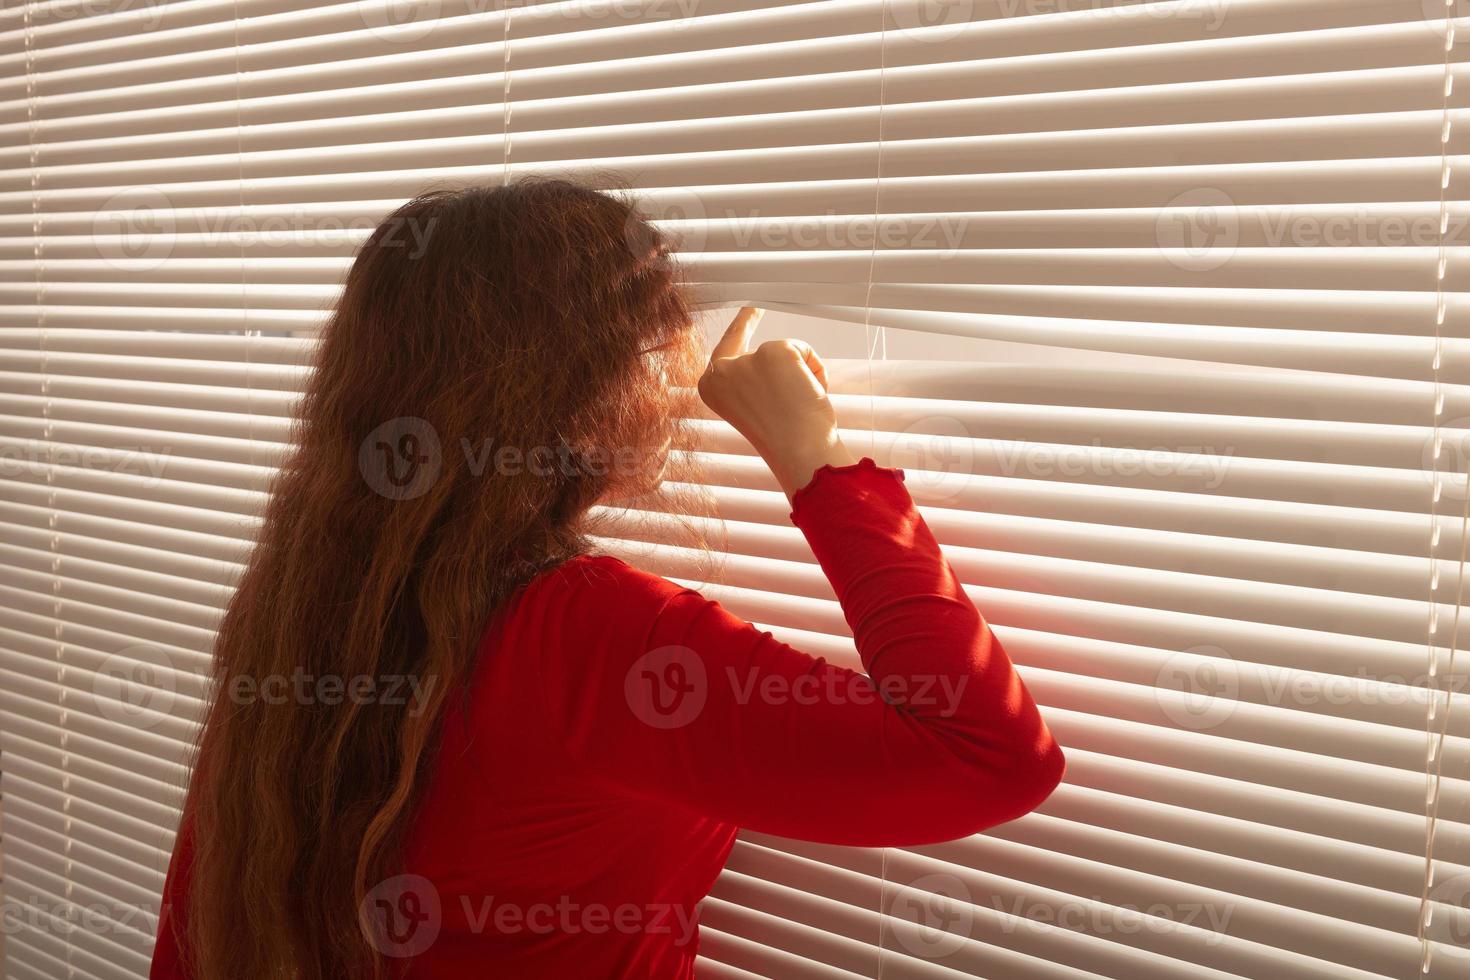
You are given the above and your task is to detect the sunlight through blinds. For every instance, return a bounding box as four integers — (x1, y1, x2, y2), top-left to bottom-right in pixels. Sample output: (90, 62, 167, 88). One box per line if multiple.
(2, 1, 1470, 978)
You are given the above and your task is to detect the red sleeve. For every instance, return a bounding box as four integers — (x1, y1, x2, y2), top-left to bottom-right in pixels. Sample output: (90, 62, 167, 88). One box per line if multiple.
(533, 457, 1065, 846)
(149, 798, 194, 978)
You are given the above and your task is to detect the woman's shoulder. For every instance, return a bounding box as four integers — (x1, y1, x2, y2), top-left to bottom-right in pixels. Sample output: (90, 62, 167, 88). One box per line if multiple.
(526, 552, 691, 612)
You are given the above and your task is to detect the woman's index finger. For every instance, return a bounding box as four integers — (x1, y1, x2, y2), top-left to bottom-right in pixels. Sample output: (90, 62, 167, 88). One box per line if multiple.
(711, 307, 764, 360)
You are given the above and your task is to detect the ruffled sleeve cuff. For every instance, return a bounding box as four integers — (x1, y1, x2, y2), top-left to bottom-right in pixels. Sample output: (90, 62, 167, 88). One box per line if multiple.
(788, 456, 907, 525)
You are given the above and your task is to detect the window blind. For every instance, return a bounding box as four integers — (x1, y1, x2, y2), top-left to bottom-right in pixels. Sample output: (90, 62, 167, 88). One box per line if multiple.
(2, 0, 1469, 978)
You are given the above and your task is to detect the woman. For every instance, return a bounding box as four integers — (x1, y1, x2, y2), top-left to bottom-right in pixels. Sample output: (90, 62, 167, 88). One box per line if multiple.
(149, 179, 1064, 979)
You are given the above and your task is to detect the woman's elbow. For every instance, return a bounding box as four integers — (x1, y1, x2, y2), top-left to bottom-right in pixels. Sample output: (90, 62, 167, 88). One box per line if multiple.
(906, 735, 1065, 844)
(960, 735, 1066, 835)
(1009, 736, 1066, 819)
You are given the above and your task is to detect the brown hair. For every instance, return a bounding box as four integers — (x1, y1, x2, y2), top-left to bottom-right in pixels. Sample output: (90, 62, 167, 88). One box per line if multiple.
(181, 179, 703, 978)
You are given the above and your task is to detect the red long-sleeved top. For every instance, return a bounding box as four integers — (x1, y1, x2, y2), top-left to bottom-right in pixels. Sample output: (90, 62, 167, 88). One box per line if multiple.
(150, 457, 1063, 978)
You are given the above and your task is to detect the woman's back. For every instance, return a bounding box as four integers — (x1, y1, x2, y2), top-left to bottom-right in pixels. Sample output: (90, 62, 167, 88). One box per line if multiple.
(384, 458, 1058, 977)
(398, 554, 736, 978)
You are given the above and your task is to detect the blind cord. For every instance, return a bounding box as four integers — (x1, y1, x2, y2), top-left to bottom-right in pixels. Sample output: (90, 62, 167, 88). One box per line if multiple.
(1420, 2, 1462, 973)
(864, 1, 891, 976)
(230, 0, 254, 492)
(1424, 460, 1470, 976)
(861, 0, 890, 462)
(503, 0, 514, 186)
(24, 1, 69, 965)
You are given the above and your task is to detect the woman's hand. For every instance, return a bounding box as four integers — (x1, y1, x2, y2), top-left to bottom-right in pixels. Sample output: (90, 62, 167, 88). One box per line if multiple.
(698, 307, 857, 497)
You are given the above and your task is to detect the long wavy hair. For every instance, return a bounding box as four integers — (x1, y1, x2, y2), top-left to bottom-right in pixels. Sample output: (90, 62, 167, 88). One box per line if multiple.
(180, 180, 704, 979)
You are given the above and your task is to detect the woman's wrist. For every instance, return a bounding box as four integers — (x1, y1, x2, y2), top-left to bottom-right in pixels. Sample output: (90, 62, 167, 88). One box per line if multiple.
(766, 433, 858, 499)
